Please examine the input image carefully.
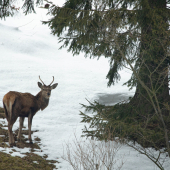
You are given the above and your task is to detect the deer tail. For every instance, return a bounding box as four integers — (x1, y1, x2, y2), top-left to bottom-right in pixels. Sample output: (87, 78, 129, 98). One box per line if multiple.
(3, 94, 16, 122)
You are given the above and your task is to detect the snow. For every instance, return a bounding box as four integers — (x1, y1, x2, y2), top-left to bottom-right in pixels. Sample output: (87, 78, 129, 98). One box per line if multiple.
(0, 2, 169, 170)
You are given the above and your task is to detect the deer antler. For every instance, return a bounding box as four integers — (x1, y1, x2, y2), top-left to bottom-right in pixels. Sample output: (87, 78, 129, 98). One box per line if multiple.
(49, 76, 54, 86)
(39, 76, 45, 85)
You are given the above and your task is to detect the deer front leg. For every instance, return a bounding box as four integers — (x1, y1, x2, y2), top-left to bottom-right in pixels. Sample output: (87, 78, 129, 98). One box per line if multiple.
(17, 117, 25, 141)
(28, 113, 33, 144)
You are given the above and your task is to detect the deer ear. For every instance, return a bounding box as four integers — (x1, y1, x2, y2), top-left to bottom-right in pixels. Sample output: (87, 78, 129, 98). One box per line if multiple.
(38, 82, 43, 89)
(51, 83, 58, 89)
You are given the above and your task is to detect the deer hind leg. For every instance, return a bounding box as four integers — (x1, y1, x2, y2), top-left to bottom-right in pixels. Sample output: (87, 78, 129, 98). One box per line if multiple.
(4, 102, 16, 147)
(28, 113, 33, 144)
(8, 123, 15, 147)
(17, 117, 25, 141)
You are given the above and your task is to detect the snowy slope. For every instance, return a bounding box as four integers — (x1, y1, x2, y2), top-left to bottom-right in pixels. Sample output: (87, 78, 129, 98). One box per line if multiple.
(0, 2, 169, 170)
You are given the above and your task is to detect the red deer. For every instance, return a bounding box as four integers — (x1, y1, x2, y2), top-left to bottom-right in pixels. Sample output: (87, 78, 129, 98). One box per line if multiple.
(3, 76, 58, 147)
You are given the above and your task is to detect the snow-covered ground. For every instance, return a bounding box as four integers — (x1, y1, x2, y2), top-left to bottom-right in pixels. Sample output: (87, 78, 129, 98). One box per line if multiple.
(0, 2, 169, 170)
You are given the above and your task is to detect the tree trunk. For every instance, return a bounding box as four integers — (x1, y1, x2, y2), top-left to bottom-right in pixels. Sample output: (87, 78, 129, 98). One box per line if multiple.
(130, 0, 169, 116)
(126, 0, 170, 149)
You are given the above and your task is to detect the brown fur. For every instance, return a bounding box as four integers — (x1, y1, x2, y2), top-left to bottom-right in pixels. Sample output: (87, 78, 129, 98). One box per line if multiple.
(3, 77, 58, 147)
(44, 4, 50, 8)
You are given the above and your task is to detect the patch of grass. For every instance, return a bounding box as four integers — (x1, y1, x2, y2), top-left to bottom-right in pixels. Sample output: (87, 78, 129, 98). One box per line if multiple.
(0, 152, 58, 170)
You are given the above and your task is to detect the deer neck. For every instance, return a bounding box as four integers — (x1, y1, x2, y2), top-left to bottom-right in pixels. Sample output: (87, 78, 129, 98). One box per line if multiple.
(36, 91, 49, 111)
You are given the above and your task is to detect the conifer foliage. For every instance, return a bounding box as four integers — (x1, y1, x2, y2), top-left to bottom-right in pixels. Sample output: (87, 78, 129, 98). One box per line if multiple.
(0, 0, 42, 18)
(43, 0, 170, 159)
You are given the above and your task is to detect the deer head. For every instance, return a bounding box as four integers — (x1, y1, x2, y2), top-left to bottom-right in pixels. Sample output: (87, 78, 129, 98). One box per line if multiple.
(38, 76, 58, 99)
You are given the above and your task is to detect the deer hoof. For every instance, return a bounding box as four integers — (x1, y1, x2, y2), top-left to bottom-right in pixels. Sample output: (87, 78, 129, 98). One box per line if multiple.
(10, 143, 16, 147)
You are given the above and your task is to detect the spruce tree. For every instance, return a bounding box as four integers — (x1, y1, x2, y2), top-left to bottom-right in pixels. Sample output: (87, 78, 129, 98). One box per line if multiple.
(43, 0, 170, 152)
